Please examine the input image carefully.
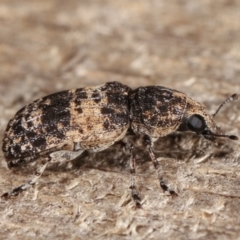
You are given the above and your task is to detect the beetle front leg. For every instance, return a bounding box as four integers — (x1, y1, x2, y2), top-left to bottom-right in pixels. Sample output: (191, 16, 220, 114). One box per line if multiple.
(143, 135, 178, 198)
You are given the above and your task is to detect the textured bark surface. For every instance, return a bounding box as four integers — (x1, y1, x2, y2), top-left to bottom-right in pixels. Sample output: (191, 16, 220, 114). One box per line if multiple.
(0, 1, 240, 239)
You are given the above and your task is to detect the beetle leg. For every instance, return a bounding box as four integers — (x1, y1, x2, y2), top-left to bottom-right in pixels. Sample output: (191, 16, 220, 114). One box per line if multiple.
(143, 136, 178, 198)
(1, 158, 49, 199)
(49, 149, 84, 163)
(2, 147, 84, 200)
(49, 142, 84, 164)
(129, 144, 141, 208)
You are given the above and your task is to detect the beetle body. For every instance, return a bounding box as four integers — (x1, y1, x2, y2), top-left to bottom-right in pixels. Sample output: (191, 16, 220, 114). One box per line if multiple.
(1, 81, 237, 201)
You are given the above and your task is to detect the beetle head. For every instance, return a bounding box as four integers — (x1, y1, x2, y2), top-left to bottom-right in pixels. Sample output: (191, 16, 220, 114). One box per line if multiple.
(178, 94, 238, 142)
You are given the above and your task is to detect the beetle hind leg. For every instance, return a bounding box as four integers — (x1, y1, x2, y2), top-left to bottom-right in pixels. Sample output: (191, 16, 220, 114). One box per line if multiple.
(1, 147, 84, 200)
(1, 159, 49, 199)
(144, 135, 178, 198)
(49, 149, 84, 164)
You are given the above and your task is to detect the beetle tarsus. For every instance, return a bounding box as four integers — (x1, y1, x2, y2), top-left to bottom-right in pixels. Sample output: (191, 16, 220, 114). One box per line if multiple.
(160, 180, 178, 198)
(1, 192, 10, 200)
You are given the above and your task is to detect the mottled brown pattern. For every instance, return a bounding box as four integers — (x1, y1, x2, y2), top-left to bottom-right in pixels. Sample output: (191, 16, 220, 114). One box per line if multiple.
(2, 82, 131, 166)
(2, 81, 235, 168)
(1, 80, 238, 206)
(130, 86, 187, 138)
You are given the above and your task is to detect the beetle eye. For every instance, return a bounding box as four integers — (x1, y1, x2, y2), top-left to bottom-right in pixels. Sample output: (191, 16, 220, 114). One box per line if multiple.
(187, 114, 206, 132)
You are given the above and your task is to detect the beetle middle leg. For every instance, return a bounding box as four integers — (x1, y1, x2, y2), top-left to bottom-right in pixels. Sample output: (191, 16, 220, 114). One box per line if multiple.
(143, 135, 178, 198)
(129, 145, 141, 208)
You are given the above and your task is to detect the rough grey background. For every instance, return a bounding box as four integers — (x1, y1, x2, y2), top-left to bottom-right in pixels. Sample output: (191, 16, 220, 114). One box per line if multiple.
(0, 0, 240, 239)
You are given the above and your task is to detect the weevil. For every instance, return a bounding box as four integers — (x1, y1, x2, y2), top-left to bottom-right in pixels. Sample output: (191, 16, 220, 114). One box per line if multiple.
(1, 81, 238, 206)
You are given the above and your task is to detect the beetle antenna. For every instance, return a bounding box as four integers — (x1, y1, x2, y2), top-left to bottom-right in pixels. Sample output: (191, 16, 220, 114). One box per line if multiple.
(213, 133, 238, 140)
(213, 94, 238, 117)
